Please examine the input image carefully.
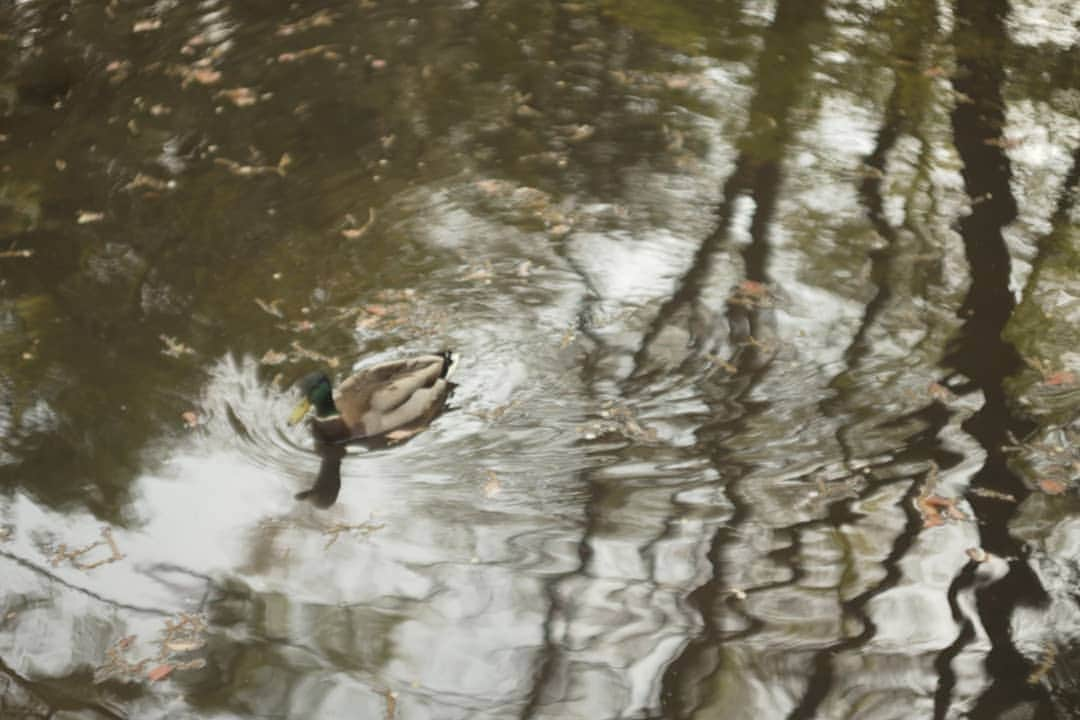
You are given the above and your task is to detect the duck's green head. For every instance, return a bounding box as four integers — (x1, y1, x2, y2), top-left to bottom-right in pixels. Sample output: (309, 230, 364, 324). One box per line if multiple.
(289, 372, 337, 424)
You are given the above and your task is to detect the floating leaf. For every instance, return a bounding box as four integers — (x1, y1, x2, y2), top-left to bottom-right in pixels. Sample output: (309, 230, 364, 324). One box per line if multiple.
(125, 173, 172, 192)
(1043, 371, 1076, 387)
(254, 297, 284, 318)
(475, 179, 511, 195)
(341, 208, 376, 239)
(133, 18, 162, 33)
(147, 664, 174, 682)
(290, 340, 339, 368)
(277, 45, 337, 63)
(483, 470, 501, 498)
(164, 639, 205, 653)
(180, 66, 221, 87)
(181, 411, 199, 428)
(77, 210, 105, 224)
(214, 153, 290, 178)
(260, 349, 288, 365)
(566, 124, 594, 142)
(928, 382, 954, 402)
(1039, 478, 1067, 495)
(160, 334, 195, 357)
(916, 493, 967, 528)
(217, 87, 258, 107)
(739, 280, 767, 297)
(277, 9, 336, 36)
(969, 487, 1016, 502)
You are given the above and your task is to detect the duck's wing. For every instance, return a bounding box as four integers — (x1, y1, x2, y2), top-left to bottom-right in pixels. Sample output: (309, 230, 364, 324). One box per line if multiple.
(363, 378, 451, 437)
(334, 354, 449, 436)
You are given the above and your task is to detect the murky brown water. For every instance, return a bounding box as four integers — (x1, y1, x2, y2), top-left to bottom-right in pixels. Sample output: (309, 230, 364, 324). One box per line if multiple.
(2, 1, 1079, 718)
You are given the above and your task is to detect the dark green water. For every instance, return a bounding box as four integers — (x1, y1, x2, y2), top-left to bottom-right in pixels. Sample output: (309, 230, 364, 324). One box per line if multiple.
(1, 1, 1079, 718)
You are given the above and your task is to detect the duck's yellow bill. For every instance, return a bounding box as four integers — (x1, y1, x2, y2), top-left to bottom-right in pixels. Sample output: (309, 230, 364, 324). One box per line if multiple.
(288, 398, 312, 425)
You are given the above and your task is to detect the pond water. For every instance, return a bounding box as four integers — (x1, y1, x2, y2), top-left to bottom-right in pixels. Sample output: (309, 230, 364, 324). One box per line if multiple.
(1, 1, 1079, 718)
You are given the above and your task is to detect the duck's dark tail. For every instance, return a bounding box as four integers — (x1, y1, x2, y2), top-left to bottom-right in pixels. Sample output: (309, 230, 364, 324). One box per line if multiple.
(438, 350, 457, 379)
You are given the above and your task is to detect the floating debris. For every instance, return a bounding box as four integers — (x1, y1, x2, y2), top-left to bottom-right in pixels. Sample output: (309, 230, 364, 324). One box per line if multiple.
(125, 173, 172, 192)
(254, 297, 284, 318)
(277, 9, 336, 36)
(323, 518, 385, 549)
(160, 334, 195, 357)
(133, 18, 162, 33)
(0, 249, 33, 259)
(181, 411, 199, 428)
(214, 153, 291, 178)
(289, 320, 314, 333)
(475, 178, 513, 195)
(462, 261, 494, 284)
(706, 353, 738, 376)
(95, 635, 146, 683)
(106, 60, 131, 83)
(969, 487, 1017, 502)
(147, 664, 174, 682)
(290, 340, 339, 368)
(1038, 478, 1068, 495)
(917, 494, 967, 528)
(260, 349, 288, 366)
(181, 33, 209, 54)
(277, 45, 339, 63)
(483, 470, 501, 498)
(928, 382, 955, 402)
(1028, 643, 1058, 685)
(578, 403, 658, 443)
(727, 280, 773, 309)
(565, 124, 594, 143)
(965, 547, 989, 563)
(984, 135, 1024, 150)
(177, 65, 222, 87)
(77, 210, 105, 224)
(471, 400, 520, 422)
(915, 462, 967, 527)
(51, 527, 124, 571)
(216, 87, 258, 107)
(1042, 370, 1077, 387)
(95, 614, 207, 685)
(341, 207, 376, 239)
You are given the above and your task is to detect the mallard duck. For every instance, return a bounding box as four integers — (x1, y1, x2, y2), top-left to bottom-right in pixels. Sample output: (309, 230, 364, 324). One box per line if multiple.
(288, 351, 457, 445)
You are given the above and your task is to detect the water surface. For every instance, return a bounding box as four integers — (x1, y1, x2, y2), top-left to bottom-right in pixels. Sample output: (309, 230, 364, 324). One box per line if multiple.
(1, 1, 1079, 718)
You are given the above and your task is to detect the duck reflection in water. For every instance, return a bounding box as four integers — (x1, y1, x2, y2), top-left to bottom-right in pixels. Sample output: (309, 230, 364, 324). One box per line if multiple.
(295, 441, 347, 508)
(289, 351, 458, 508)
